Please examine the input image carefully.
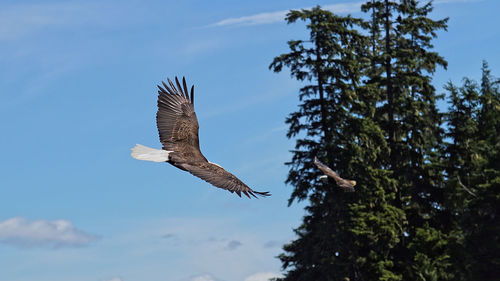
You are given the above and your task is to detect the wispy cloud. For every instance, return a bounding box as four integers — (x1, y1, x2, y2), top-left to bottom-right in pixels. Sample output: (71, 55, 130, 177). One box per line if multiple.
(209, 2, 363, 27)
(244, 272, 283, 281)
(179, 273, 223, 281)
(162, 233, 176, 239)
(226, 240, 243, 250)
(0, 217, 98, 248)
(183, 272, 283, 281)
(105, 278, 123, 281)
(210, 10, 288, 27)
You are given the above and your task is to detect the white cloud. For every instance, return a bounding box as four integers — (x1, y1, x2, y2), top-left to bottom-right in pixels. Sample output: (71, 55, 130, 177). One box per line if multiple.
(321, 3, 364, 13)
(184, 273, 220, 281)
(105, 278, 123, 281)
(226, 240, 243, 250)
(209, 2, 363, 27)
(162, 233, 176, 239)
(244, 272, 283, 281)
(0, 217, 98, 248)
(210, 10, 288, 27)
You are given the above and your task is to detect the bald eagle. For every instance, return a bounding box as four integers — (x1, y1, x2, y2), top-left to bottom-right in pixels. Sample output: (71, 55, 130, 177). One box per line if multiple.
(131, 77, 270, 199)
(314, 156, 356, 192)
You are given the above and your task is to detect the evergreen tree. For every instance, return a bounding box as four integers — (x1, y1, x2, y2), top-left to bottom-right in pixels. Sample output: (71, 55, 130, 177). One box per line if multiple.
(362, 1, 451, 279)
(269, 7, 384, 280)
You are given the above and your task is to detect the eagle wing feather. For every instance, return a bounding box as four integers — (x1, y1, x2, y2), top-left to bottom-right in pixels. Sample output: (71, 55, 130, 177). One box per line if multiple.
(314, 156, 355, 192)
(157, 77, 204, 161)
(183, 162, 270, 198)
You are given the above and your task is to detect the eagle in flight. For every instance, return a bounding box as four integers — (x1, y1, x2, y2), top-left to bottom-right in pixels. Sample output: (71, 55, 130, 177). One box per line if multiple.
(131, 77, 270, 199)
(314, 156, 356, 192)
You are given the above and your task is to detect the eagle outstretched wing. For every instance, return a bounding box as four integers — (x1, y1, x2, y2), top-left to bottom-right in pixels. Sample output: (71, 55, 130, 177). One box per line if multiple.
(183, 161, 270, 198)
(314, 156, 356, 192)
(156, 77, 205, 161)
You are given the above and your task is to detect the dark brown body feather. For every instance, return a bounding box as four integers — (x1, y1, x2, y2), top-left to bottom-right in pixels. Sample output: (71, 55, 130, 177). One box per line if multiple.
(314, 156, 356, 192)
(156, 77, 270, 198)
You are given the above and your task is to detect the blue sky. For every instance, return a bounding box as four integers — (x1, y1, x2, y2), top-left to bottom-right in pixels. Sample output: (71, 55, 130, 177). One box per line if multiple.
(0, 1, 498, 281)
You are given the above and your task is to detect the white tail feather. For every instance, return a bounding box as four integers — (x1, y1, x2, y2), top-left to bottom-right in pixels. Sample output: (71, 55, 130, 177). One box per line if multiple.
(131, 144, 171, 162)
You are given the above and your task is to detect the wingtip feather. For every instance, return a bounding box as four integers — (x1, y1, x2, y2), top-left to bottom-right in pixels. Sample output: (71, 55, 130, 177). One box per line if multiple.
(182, 77, 190, 101)
(252, 190, 271, 198)
(175, 76, 189, 100)
(243, 191, 251, 199)
(167, 78, 179, 96)
(190, 85, 194, 105)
